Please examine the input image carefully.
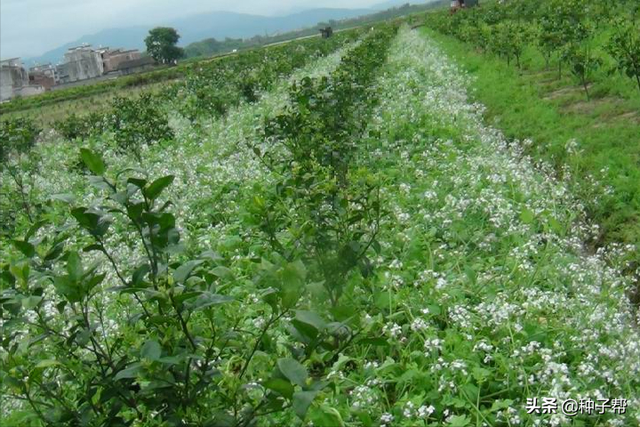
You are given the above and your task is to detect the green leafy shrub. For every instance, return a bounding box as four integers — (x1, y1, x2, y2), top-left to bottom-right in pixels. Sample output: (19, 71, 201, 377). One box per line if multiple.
(0, 28, 394, 426)
(254, 27, 396, 306)
(0, 118, 40, 165)
(53, 112, 105, 141)
(105, 94, 174, 157)
(53, 94, 173, 160)
(0, 118, 41, 231)
(608, 18, 640, 92)
(172, 31, 358, 123)
(567, 43, 602, 99)
(488, 21, 531, 69)
(0, 149, 344, 426)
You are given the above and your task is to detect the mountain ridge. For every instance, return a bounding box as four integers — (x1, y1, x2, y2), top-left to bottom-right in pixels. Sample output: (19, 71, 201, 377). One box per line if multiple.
(24, 7, 372, 67)
(371, 0, 433, 10)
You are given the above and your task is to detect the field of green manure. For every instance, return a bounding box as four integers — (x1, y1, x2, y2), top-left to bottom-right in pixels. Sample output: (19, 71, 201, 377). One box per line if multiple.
(1, 23, 639, 427)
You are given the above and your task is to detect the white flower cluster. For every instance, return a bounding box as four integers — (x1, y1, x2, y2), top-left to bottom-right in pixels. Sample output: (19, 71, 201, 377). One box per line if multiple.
(345, 26, 640, 425)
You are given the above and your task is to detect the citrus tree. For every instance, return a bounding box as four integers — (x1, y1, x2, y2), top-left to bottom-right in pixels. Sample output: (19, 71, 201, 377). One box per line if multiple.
(608, 19, 640, 92)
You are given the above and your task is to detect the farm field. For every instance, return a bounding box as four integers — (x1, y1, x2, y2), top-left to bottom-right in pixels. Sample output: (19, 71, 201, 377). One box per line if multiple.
(423, 0, 640, 278)
(1, 5, 640, 427)
(0, 34, 345, 128)
(0, 82, 174, 128)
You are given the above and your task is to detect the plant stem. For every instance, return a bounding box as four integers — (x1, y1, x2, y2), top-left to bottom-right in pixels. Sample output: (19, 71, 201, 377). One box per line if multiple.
(238, 311, 286, 380)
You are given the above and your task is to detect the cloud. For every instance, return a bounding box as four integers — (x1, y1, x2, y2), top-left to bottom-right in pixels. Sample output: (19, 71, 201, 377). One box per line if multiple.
(1, 0, 387, 59)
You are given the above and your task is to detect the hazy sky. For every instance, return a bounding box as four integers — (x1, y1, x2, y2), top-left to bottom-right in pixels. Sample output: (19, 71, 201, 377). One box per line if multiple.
(1, 0, 393, 59)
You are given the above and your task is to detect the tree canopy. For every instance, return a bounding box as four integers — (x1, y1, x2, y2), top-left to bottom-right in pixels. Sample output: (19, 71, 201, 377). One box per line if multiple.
(145, 27, 184, 64)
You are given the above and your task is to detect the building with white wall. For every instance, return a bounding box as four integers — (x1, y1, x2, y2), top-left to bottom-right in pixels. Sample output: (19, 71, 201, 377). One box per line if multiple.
(0, 58, 44, 102)
(57, 45, 104, 83)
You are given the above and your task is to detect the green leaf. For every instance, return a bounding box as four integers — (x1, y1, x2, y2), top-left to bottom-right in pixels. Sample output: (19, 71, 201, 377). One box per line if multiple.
(87, 175, 112, 191)
(263, 378, 294, 399)
(71, 207, 95, 229)
(461, 383, 479, 401)
(291, 319, 318, 341)
(283, 260, 307, 282)
(185, 292, 235, 311)
(211, 266, 233, 278)
(66, 251, 83, 283)
(71, 207, 111, 236)
(292, 310, 327, 340)
(490, 399, 514, 412)
(50, 193, 76, 204)
(310, 406, 345, 427)
(548, 216, 564, 234)
(472, 367, 491, 384)
(200, 250, 223, 261)
(141, 339, 162, 361)
(85, 273, 106, 295)
(211, 412, 235, 427)
(80, 148, 106, 175)
(114, 363, 142, 381)
(262, 288, 279, 311)
(448, 415, 471, 427)
(174, 291, 201, 305)
(187, 293, 234, 311)
(127, 177, 147, 189)
(53, 276, 82, 303)
(173, 260, 203, 283)
(158, 355, 184, 366)
(277, 358, 308, 387)
(132, 264, 150, 286)
(358, 337, 389, 347)
(44, 242, 64, 262)
(126, 202, 144, 220)
(281, 260, 306, 309)
(82, 244, 103, 253)
(144, 175, 175, 200)
(22, 296, 43, 309)
(355, 411, 373, 427)
(35, 359, 62, 369)
(520, 208, 535, 224)
(12, 240, 35, 258)
(294, 310, 326, 331)
(292, 390, 318, 419)
(25, 220, 47, 241)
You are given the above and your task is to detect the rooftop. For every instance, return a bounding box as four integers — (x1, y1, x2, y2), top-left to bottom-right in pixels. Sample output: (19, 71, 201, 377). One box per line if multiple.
(0, 59, 23, 69)
(67, 44, 93, 51)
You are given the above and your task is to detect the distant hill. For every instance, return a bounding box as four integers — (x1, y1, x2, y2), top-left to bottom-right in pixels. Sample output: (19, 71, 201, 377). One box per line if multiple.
(371, 0, 436, 10)
(24, 8, 371, 67)
(183, 1, 447, 59)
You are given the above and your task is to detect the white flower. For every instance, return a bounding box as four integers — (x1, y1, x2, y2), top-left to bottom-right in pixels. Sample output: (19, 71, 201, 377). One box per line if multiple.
(410, 318, 429, 331)
(380, 413, 394, 425)
(418, 405, 435, 418)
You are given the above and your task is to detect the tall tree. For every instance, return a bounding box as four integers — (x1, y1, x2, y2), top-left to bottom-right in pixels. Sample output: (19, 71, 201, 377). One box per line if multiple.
(145, 27, 184, 64)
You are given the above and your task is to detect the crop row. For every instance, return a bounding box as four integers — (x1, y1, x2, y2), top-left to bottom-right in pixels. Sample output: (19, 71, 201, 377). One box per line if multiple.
(426, 0, 640, 98)
(51, 29, 360, 143)
(0, 31, 359, 236)
(0, 31, 356, 117)
(0, 25, 397, 427)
